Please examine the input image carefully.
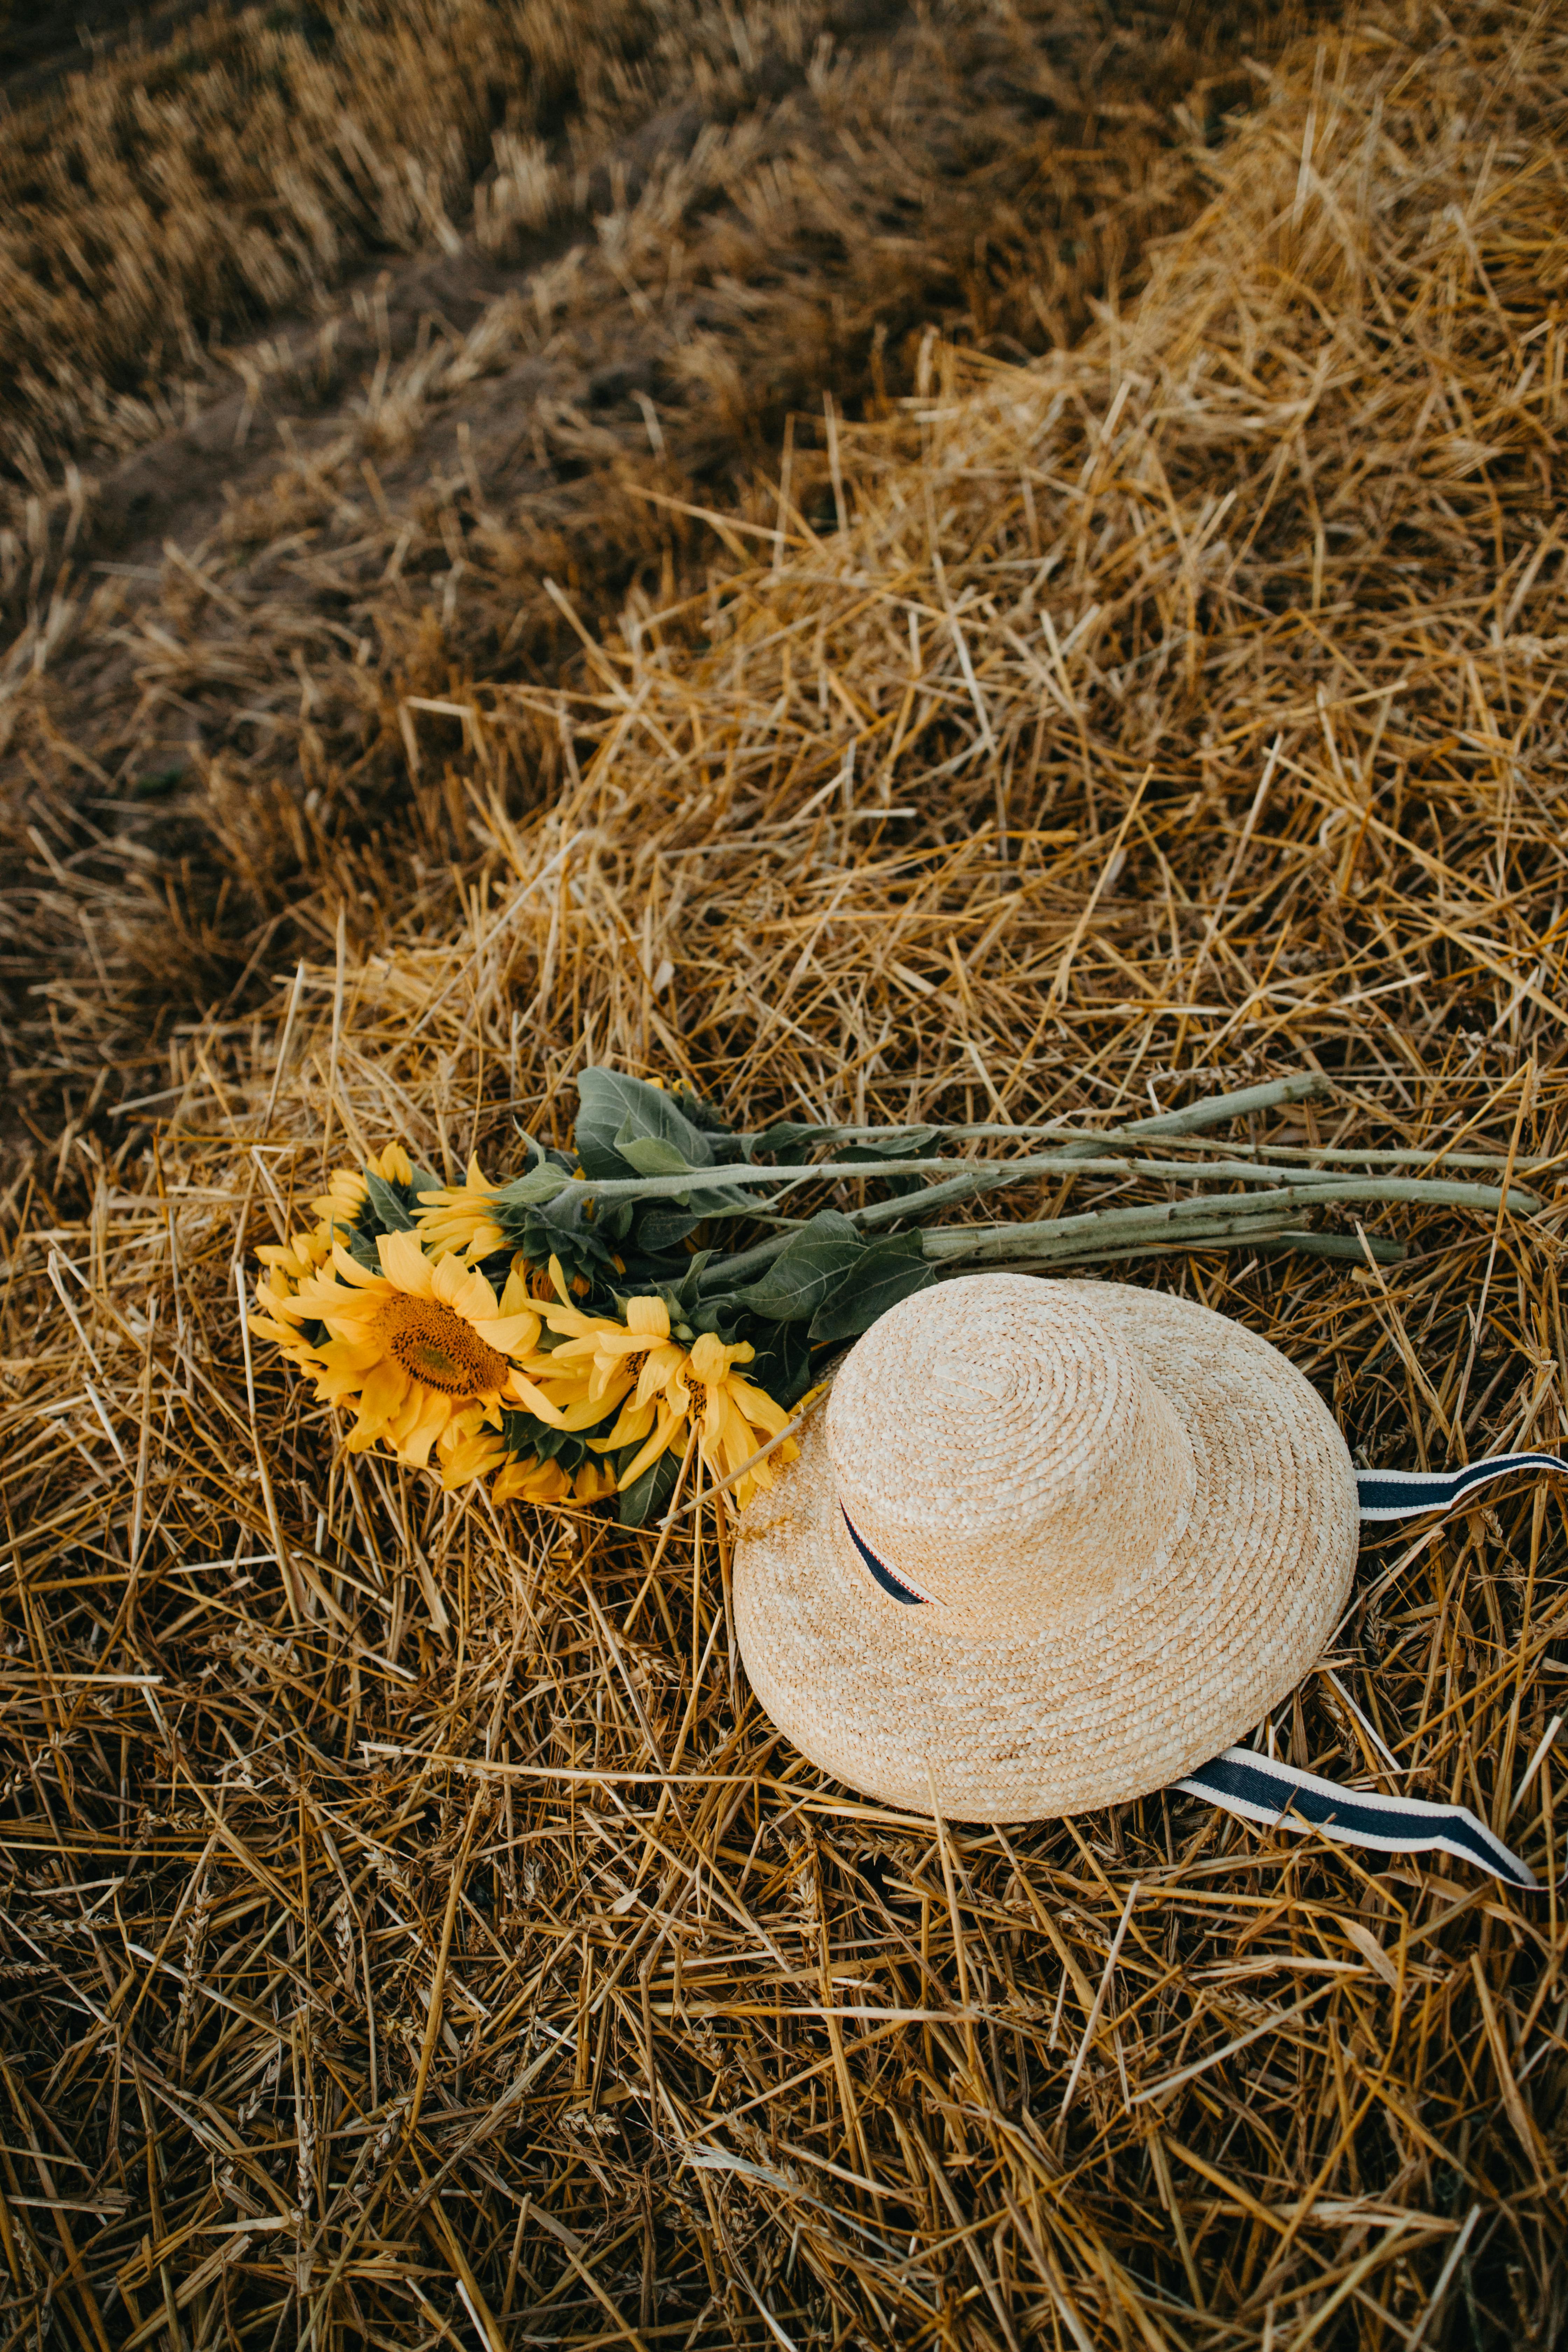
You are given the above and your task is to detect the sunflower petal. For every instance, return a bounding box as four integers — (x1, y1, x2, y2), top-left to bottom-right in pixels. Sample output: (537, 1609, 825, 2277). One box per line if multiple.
(506, 1372, 568, 1426)
(724, 1376, 792, 1434)
(619, 1405, 685, 1491)
(591, 1395, 656, 1451)
(471, 1310, 541, 1355)
(378, 1228, 434, 1295)
(330, 1241, 387, 1289)
(393, 1385, 451, 1469)
(352, 1356, 412, 1439)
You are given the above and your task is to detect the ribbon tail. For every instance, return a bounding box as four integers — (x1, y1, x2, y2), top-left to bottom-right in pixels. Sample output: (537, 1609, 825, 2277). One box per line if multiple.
(1176, 1747, 1537, 1890)
(1356, 1449, 1566, 1523)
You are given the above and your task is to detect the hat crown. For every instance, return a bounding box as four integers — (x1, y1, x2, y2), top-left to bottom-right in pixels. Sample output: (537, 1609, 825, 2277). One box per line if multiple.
(826, 1274, 1196, 1621)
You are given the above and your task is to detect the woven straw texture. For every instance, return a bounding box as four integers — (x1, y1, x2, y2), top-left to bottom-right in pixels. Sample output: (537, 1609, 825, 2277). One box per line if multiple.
(735, 1274, 1359, 1818)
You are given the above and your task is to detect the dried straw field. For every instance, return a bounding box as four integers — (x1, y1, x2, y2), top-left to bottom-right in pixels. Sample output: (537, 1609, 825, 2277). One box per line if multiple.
(4, 1, 1568, 2348)
(2, 0, 1322, 1141)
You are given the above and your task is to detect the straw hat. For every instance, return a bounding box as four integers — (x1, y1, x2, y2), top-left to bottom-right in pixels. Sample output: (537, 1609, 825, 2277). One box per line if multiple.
(733, 1273, 1358, 1820)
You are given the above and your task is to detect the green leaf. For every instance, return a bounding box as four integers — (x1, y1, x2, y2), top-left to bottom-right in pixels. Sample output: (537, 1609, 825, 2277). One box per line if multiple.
(746, 1120, 940, 1161)
(510, 1192, 621, 1296)
(639, 1206, 704, 1252)
(362, 1168, 416, 1232)
(743, 1319, 812, 1407)
(576, 1068, 715, 1180)
(808, 1234, 934, 1344)
(617, 1130, 695, 1178)
(845, 1127, 941, 1159)
(672, 1085, 737, 1139)
(617, 1446, 684, 1528)
(494, 1163, 569, 1208)
(498, 1409, 593, 1472)
(733, 1210, 863, 1322)
(747, 1119, 841, 1156)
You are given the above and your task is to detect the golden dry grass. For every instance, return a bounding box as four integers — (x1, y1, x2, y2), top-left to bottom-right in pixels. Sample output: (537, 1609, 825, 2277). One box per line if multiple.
(3, 3, 1568, 2349)
(2, 0, 625, 489)
(2, 0, 1294, 574)
(2, 0, 1323, 1156)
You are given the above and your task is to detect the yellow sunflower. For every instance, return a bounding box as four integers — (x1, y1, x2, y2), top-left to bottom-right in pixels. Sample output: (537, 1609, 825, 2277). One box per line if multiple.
(250, 1219, 336, 1370)
(683, 1334, 797, 1503)
(489, 1254, 663, 1430)
(436, 1405, 512, 1492)
(311, 1140, 416, 1236)
(414, 1154, 509, 1263)
(536, 1270, 686, 1406)
(596, 1328, 795, 1506)
(486, 1262, 788, 1503)
(516, 1258, 795, 1504)
(284, 1229, 544, 1476)
(491, 1454, 616, 1506)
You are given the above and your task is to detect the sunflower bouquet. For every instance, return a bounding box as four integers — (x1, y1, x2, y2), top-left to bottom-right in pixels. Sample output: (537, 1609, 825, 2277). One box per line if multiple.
(250, 1068, 1542, 1524)
(249, 1137, 799, 1527)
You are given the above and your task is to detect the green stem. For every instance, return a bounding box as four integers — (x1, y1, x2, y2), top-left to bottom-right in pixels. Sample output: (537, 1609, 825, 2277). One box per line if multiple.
(1127, 1139, 1555, 1173)
(695, 1171, 1532, 1293)
(1001, 1228, 1405, 1269)
(917, 1171, 1537, 1264)
(1257, 1232, 1405, 1264)
(737, 1071, 1328, 1154)
(1113, 1072, 1326, 1139)
(920, 1207, 1300, 1267)
(576, 1155, 1541, 1211)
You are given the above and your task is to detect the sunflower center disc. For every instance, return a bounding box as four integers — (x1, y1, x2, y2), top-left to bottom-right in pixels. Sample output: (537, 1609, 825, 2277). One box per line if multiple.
(376, 1295, 508, 1396)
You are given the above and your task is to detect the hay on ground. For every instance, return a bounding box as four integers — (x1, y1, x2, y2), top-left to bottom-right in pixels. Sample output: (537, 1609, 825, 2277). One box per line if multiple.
(2, 5, 1567, 2350)
(2, 0, 1325, 1163)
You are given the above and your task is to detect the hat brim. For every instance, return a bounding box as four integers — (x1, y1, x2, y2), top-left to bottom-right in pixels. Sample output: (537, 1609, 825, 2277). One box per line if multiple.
(733, 1279, 1358, 1820)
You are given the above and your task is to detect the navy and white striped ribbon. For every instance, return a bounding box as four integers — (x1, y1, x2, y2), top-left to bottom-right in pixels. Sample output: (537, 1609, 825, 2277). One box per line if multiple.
(1356, 1449, 1566, 1522)
(841, 1506, 929, 1604)
(845, 1448, 1563, 1886)
(1177, 1748, 1537, 1888)
(1194, 1449, 1562, 1886)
